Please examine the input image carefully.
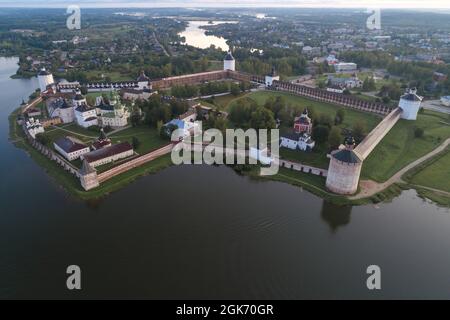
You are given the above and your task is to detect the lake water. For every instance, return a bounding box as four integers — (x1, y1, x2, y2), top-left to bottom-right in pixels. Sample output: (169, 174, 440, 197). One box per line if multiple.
(179, 21, 235, 51)
(1, 57, 450, 299)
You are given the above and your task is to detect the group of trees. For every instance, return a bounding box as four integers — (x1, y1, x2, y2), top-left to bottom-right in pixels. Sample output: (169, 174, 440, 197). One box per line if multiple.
(228, 98, 276, 130)
(134, 94, 189, 127)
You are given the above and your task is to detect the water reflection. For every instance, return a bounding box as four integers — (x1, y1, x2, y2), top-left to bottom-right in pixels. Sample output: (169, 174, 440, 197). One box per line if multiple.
(320, 201, 352, 233)
(179, 21, 236, 50)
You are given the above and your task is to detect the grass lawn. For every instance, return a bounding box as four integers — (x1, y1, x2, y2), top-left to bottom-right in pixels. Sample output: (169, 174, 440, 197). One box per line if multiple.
(408, 148, 450, 193)
(201, 92, 249, 110)
(84, 70, 133, 82)
(108, 125, 168, 155)
(43, 123, 99, 144)
(239, 91, 382, 131)
(230, 91, 382, 167)
(362, 110, 450, 182)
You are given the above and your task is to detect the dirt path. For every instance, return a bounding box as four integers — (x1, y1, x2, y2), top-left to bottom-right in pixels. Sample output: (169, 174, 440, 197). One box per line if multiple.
(350, 138, 450, 200)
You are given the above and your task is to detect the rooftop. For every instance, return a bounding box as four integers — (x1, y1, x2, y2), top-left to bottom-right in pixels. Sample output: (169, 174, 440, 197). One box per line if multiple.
(83, 142, 133, 163)
(332, 149, 361, 164)
(54, 137, 88, 154)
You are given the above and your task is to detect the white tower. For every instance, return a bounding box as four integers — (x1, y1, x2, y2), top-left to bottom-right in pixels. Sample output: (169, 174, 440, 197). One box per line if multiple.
(265, 67, 280, 87)
(37, 68, 54, 93)
(399, 88, 423, 120)
(223, 51, 235, 71)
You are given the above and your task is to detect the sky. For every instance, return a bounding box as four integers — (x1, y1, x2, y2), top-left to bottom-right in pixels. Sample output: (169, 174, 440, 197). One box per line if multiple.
(0, 0, 449, 9)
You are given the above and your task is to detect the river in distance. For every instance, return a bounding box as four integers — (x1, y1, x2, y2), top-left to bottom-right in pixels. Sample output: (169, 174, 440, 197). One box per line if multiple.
(1, 57, 450, 299)
(178, 21, 237, 51)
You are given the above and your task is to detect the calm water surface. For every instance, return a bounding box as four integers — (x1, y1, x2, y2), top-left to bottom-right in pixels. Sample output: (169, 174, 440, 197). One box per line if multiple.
(179, 21, 236, 51)
(1, 57, 450, 299)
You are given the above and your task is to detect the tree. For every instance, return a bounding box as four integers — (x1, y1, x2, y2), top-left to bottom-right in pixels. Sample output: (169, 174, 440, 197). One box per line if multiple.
(130, 111, 142, 127)
(249, 107, 276, 130)
(414, 127, 424, 138)
(132, 137, 140, 150)
(312, 125, 330, 145)
(80, 86, 88, 95)
(318, 113, 333, 128)
(352, 120, 367, 142)
(230, 83, 241, 96)
(335, 108, 345, 125)
(156, 120, 164, 136)
(35, 133, 49, 146)
(328, 126, 343, 150)
(362, 77, 376, 92)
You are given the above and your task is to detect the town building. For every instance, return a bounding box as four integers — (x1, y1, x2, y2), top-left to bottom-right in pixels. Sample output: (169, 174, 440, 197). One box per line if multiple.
(293, 109, 313, 134)
(328, 75, 362, 89)
(334, 62, 357, 73)
(37, 68, 54, 92)
(81, 142, 134, 168)
(280, 132, 315, 151)
(441, 96, 450, 107)
(53, 136, 90, 161)
(326, 86, 345, 94)
(25, 118, 45, 138)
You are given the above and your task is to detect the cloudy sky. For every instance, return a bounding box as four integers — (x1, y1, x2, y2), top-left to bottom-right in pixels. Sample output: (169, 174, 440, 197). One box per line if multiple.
(0, 0, 449, 8)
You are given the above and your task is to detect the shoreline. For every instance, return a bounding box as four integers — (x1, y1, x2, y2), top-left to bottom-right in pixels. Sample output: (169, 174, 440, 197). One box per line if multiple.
(10, 101, 450, 206)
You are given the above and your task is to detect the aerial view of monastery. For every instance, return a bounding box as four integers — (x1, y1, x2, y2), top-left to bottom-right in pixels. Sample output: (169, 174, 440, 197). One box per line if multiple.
(2, 1, 450, 301)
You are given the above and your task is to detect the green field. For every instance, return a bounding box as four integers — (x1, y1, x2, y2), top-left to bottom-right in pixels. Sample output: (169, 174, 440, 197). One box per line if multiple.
(362, 110, 450, 182)
(236, 91, 382, 130)
(229, 91, 450, 193)
(229, 90, 382, 168)
(108, 126, 167, 155)
(408, 148, 450, 193)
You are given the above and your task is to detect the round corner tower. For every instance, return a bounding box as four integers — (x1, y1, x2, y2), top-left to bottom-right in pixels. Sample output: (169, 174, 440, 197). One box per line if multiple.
(223, 51, 235, 71)
(325, 138, 363, 195)
(37, 68, 54, 93)
(399, 88, 423, 121)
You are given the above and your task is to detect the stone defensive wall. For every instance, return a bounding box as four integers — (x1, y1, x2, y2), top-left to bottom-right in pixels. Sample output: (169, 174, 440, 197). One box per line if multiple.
(353, 107, 402, 160)
(22, 125, 80, 178)
(21, 96, 43, 113)
(272, 80, 391, 116)
(278, 159, 328, 177)
(150, 70, 265, 90)
(97, 143, 175, 183)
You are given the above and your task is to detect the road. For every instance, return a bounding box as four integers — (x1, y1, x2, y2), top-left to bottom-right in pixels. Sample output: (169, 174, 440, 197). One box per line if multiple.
(153, 32, 170, 57)
(421, 99, 450, 114)
(350, 138, 450, 200)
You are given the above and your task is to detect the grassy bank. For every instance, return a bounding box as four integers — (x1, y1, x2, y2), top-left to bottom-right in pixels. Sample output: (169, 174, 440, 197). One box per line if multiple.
(9, 107, 174, 200)
(363, 110, 450, 182)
